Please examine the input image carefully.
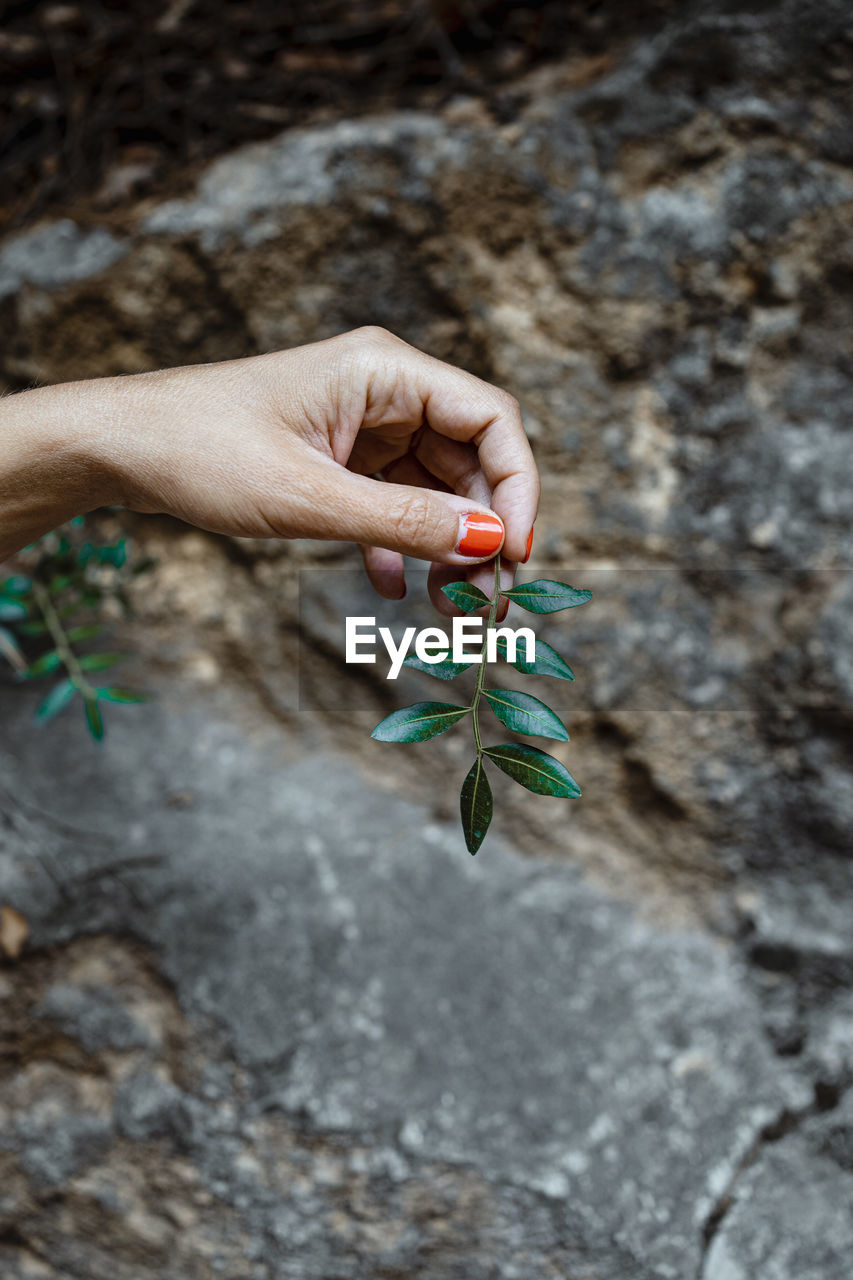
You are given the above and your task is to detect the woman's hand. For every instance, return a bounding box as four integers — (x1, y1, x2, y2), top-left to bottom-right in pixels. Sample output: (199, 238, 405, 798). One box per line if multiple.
(0, 327, 539, 612)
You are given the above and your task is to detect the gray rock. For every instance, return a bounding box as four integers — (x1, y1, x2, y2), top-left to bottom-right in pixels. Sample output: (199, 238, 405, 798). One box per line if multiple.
(0, 689, 812, 1278)
(17, 1110, 111, 1186)
(0, 219, 128, 300)
(820, 576, 853, 715)
(0, 1245, 63, 1279)
(114, 1071, 193, 1145)
(143, 113, 447, 249)
(703, 1096, 853, 1280)
(35, 982, 151, 1053)
(1, 0, 852, 1274)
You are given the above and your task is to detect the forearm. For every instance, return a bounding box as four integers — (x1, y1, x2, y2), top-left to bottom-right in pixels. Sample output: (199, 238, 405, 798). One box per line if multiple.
(0, 381, 119, 562)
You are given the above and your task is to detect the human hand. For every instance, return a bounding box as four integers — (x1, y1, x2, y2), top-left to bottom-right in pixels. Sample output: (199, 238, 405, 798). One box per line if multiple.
(1, 328, 539, 613)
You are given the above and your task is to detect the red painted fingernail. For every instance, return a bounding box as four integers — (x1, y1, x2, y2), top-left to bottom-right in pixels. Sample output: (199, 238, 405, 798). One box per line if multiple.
(457, 513, 504, 557)
(523, 529, 534, 563)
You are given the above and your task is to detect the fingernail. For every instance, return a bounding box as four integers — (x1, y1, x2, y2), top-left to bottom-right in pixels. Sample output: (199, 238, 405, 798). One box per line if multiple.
(457, 513, 504, 557)
(523, 529, 534, 563)
(497, 597, 509, 622)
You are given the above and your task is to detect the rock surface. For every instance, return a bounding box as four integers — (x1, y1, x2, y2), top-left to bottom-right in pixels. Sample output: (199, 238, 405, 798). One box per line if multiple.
(2, 0, 852, 1275)
(0, 687, 821, 1280)
(703, 1093, 853, 1280)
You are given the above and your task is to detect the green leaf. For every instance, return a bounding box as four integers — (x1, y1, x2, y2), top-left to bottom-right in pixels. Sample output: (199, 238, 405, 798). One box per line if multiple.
(483, 689, 569, 741)
(500, 579, 593, 613)
(494, 635, 574, 681)
(35, 678, 77, 724)
(460, 757, 493, 855)
(84, 695, 104, 741)
(402, 653, 475, 681)
(49, 574, 73, 594)
(371, 701, 471, 743)
(78, 651, 127, 672)
(15, 620, 48, 636)
(65, 623, 104, 644)
(484, 744, 581, 797)
(0, 575, 32, 597)
(0, 600, 28, 622)
(98, 539, 127, 568)
(24, 649, 62, 678)
(441, 581, 490, 614)
(98, 687, 149, 704)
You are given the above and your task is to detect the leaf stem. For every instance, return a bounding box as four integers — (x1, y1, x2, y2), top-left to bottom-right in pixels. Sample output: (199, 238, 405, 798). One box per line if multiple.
(470, 557, 502, 758)
(32, 580, 97, 698)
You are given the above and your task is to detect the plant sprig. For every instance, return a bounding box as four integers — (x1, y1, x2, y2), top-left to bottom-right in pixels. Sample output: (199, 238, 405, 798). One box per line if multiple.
(371, 558, 592, 854)
(0, 522, 153, 740)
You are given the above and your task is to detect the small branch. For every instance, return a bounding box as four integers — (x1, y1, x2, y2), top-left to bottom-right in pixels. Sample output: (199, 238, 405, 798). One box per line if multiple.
(470, 557, 502, 758)
(0, 627, 26, 673)
(32, 580, 96, 697)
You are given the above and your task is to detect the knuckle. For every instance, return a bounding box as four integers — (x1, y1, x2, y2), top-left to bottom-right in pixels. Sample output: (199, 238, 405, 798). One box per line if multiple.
(456, 461, 483, 494)
(352, 324, 399, 346)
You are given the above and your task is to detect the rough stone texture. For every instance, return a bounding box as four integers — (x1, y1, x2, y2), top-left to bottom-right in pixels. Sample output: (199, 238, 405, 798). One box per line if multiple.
(703, 1092, 853, 1280)
(2, 0, 853, 1275)
(0, 688, 817, 1280)
(0, 220, 128, 302)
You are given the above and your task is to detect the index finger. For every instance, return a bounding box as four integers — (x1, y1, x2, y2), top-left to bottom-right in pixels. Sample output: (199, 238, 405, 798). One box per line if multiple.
(409, 352, 540, 563)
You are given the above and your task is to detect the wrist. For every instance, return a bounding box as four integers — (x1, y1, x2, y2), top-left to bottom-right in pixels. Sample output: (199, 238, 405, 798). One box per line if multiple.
(60, 377, 135, 507)
(31, 382, 120, 496)
(0, 379, 122, 559)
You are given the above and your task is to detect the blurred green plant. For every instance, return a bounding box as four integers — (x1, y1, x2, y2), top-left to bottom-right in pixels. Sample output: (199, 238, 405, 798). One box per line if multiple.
(371, 557, 591, 854)
(0, 518, 153, 740)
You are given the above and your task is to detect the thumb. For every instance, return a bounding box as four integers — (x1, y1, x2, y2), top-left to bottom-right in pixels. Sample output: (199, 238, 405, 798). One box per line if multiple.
(296, 463, 505, 564)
